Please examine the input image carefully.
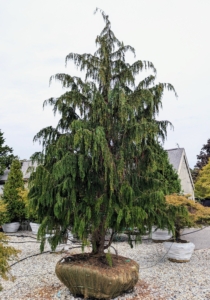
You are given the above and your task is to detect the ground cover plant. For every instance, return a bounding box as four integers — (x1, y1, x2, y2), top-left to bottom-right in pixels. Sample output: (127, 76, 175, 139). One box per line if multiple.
(28, 9, 181, 298)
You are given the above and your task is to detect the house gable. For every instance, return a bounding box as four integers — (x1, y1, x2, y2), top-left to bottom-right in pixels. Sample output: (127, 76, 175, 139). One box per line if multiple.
(166, 148, 194, 200)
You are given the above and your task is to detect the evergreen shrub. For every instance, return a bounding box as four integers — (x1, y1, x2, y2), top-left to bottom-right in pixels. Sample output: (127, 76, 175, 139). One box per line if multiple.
(29, 9, 182, 254)
(1, 159, 25, 223)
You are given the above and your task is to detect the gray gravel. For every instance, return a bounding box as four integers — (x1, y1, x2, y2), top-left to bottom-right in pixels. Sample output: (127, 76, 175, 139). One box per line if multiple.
(181, 227, 210, 250)
(0, 231, 210, 300)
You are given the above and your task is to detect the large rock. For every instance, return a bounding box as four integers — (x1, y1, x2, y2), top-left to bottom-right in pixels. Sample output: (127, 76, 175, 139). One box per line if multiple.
(55, 253, 139, 299)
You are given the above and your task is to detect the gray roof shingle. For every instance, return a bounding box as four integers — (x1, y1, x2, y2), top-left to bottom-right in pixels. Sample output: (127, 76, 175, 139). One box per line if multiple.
(166, 148, 184, 172)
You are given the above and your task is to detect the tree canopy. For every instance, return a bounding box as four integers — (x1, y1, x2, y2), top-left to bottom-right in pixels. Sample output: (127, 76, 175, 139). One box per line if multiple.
(29, 9, 179, 254)
(0, 130, 14, 177)
(192, 138, 210, 182)
(195, 158, 210, 199)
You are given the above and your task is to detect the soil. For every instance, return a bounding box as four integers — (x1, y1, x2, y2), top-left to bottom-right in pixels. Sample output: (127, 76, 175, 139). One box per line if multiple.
(62, 253, 135, 271)
(168, 239, 189, 243)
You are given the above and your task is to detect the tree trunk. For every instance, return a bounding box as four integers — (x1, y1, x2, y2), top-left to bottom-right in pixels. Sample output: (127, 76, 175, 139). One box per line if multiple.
(91, 225, 106, 255)
(175, 225, 181, 241)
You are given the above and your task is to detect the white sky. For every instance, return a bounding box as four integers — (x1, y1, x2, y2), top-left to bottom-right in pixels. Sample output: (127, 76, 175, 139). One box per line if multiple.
(1, 0, 210, 168)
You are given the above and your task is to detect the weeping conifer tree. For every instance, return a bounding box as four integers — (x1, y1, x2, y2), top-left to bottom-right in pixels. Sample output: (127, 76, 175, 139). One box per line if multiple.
(29, 9, 178, 254)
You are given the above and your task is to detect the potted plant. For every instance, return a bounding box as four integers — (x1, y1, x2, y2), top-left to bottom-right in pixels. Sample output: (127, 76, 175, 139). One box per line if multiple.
(1, 159, 26, 233)
(28, 9, 181, 299)
(164, 194, 210, 262)
(29, 221, 40, 235)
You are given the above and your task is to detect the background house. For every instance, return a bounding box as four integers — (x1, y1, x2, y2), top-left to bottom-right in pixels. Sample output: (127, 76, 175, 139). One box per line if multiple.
(166, 148, 194, 199)
(0, 160, 37, 196)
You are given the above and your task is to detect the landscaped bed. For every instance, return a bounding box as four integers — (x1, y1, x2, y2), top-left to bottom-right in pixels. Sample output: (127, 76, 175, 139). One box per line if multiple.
(0, 231, 210, 300)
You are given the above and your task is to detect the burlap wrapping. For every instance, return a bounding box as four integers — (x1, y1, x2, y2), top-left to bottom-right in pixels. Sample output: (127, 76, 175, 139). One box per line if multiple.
(55, 254, 139, 299)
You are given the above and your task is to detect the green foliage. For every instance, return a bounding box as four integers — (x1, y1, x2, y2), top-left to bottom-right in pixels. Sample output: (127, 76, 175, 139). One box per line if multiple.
(193, 138, 210, 182)
(0, 130, 15, 177)
(0, 199, 8, 225)
(153, 145, 181, 195)
(29, 9, 180, 254)
(195, 158, 210, 199)
(166, 194, 210, 239)
(1, 159, 25, 223)
(0, 232, 20, 291)
(17, 188, 39, 222)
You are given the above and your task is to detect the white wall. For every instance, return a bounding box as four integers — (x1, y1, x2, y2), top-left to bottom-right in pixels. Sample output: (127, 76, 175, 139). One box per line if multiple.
(179, 156, 194, 199)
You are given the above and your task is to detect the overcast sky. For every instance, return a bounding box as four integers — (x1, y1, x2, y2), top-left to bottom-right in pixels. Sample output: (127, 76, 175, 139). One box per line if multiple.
(1, 0, 210, 168)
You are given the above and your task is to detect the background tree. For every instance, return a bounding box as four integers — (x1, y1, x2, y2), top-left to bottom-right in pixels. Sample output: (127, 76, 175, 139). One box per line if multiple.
(192, 138, 210, 182)
(2, 159, 25, 223)
(194, 158, 210, 199)
(29, 9, 179, 254)
(0, 130, 15, 177)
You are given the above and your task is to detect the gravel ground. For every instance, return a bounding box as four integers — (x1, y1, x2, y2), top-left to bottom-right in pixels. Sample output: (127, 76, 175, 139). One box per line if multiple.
(0, 231, 210, 300)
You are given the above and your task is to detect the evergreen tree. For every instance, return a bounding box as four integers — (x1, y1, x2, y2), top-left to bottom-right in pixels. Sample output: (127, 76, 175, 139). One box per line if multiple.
(155, 146, 181, 195)
(195, 158, 210, 199)
(2, 159, 25, 222)
(0, 130, 14, 176)
(193, 138, 210, 182)
(29, 9, 179, 254)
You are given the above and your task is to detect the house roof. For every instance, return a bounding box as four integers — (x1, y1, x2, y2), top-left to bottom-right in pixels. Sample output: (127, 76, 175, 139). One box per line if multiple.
(166, 148, 194, 189)
(166, 148, 184, 172)
(0, 160, 37, 182)
(0, 168, 10, 182)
